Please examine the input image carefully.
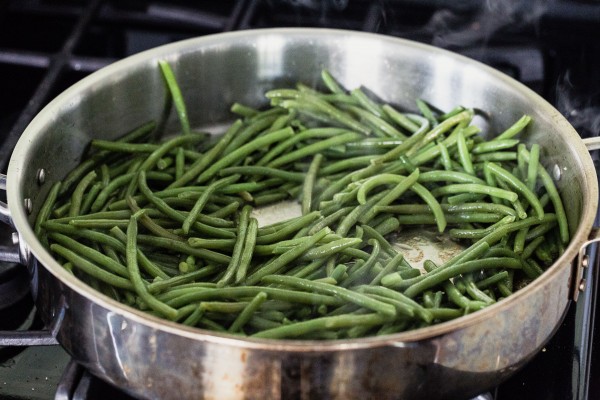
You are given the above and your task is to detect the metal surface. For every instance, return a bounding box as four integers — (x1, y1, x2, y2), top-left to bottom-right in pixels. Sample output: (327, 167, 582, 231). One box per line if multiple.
(0, 330, 58, 346)
(574, 227, 600, 301)
(3, 29, 599, 399)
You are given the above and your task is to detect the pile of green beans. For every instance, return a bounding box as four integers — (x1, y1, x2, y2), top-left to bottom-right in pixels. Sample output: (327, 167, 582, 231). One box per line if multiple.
(34, 64, 569, 340)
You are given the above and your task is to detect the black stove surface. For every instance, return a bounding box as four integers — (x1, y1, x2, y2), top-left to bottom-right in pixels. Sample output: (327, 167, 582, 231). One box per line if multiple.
(0, 1, 599, 399)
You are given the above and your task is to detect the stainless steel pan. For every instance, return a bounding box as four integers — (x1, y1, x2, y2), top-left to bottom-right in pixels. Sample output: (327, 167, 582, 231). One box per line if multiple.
(1, 28, 599, 400)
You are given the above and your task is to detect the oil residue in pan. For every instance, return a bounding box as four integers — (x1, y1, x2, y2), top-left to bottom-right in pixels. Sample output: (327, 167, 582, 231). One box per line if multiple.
(391, 228, 466, 271)
(250, 200, 465, 272)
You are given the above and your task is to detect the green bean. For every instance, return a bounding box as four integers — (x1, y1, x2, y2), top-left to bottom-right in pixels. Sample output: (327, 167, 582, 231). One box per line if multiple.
(342, 240, 381, 287)
(409, 110, 472, 156)
(126, 212, 178, 319)
(187, 237, 235, 251)
(50, 244, 134, 290)
(224, 114, 281, 155)
(464, 280, 495, 305)
(346, 105, 406, 138)
(235, 218, 258, 284)
(90, 140, 204, 157)
(108, 227, 171, 279)
(252, 312, 390, 339)
(126, 196, 183, 242)
(371, 216, 400, 237)
(524, 220, 558, 241)
(485, 162, 544, 219)
(230, 102, 259, 118)
(267, 132, 363, 168)
(163, 285, 343, 308)
(80, 181, 103, 215)
(59, 121, 156, 196)
(431, 183, 518, 203)
(448, 215, 515, 240)
(372, 116, 430, 165)
(34, 182, 62, 237)
(299, 238, 362, 261)
(513, 228, 528, 254)
(356, 285, 433, 323)
(395, 213, 504, 225)
(350, 88, 384, 117)
(158, 60, 190, 136)
(147, 266, 219, 294)
(256, 211, 320, 244)
(197, 127, 294, 183)
(377, 202, 517, 217)
(417, 170, 486, 185)
(381, 241, 490, 290)
(136, 234, 230, 265)
(219, 205, 252, 287)
(261, 275, 396, 318)
(370, 253, 404, 285)
(526, 143, 540, 192)
(91, 171, 171, 212)
(321, 69, 345, 94)
(456, 131, 475, 174)
(276, 92, 371, 134)
(358, 169, 420, 224)
(49, 232, 129, 277)
(182, 175, 240, 234)
(521, 236, 545, 260)
(307, 207, 353, 235)
(168, 119, 243, 189)
(208, 201, 240, 219)
(245, 228, 329, 285)
(219, 166, 304, 182)
(181, 304, 205, 327)
(473, 151, 517, 162)
(443, 279, 487, 311)
(522, 149, 569, 243)
(416, 99, 437, 126)
(302, 154, 323, 215)
(475, 271, 510, 290)
(138, 171, 235, 239)
(336, 190, 389, 237)
(175, 147, 185, 180)
(410, 183, 446, 232)
(228, 291, 268, 333)
(69, 170, 97, 217)
(403, 257, 522, 298)
(494, 115, 531, 140)
(472, 139, 519, 154)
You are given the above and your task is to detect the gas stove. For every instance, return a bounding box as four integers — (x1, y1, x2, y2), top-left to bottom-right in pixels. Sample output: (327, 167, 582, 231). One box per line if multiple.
(0, 1, 599, 399)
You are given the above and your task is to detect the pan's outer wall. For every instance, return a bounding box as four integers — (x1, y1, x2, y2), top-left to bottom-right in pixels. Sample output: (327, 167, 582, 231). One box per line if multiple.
(8, 29, 597, 400)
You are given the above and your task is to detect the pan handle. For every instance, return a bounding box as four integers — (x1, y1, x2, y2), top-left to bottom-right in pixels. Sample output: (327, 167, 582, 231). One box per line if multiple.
(573, 227, 600, 301)
(582, 137, 600, 152)
(0, 173, 28, 265)
(0, 174, 14, 227)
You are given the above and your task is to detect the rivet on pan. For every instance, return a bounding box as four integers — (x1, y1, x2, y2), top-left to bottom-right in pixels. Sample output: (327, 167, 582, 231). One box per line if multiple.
(36, 168, 46, 185)
(579, 279, 587, 292)
(12, 232, 19, 245)
(582, 255, 589, 268)
(552, 164, 561, 181)
(24, 198, 32, 214)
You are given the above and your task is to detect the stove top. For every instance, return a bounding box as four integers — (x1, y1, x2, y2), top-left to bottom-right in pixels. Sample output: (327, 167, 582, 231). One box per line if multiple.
(0, 1, 599, 399)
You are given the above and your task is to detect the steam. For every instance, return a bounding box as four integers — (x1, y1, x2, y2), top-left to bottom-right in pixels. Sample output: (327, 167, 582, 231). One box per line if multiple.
(555, 70, 600, 138)
(423, 0, 553, 50)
